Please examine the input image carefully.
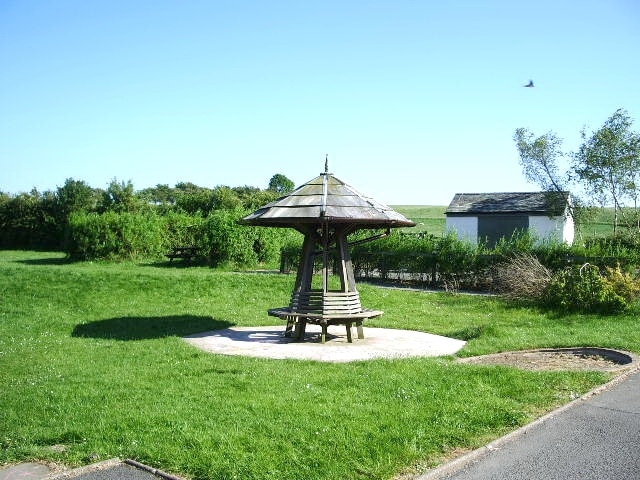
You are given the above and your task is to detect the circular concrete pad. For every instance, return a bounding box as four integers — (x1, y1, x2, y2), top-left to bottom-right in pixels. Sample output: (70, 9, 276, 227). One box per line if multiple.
(184, 325, 466, 362)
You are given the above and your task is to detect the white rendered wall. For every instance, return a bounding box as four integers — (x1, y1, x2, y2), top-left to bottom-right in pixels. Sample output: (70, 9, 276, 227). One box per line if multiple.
(445, 216, 478, 244)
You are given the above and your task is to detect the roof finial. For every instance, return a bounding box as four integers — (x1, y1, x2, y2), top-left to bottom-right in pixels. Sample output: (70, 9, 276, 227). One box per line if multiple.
(324, 154, 329, 174)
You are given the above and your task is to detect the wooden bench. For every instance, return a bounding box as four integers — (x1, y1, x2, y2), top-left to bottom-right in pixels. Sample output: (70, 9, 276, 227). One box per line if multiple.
(268, 290, 383, 343)
(166, 246, 200, 263)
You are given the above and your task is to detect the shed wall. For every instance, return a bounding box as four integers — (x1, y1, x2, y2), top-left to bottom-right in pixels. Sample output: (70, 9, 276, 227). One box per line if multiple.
(446, 214, 574, 246)
(529, 215, 574, 245)
(445, 216, 478, 244)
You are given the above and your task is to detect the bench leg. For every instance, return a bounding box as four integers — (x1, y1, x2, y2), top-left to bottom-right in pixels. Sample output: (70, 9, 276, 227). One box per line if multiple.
(321, 324, 328, 344)
(345, 322, 353, 343)
(356, 320, 364, 340)
(295, 319, 307, 342)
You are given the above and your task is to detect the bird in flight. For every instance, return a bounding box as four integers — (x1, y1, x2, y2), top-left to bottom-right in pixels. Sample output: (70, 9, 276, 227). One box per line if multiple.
(523, 79, 534, 87)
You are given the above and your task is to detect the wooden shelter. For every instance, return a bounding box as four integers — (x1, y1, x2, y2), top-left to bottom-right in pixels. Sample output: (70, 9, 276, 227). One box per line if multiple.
(241, 159, 415, 343)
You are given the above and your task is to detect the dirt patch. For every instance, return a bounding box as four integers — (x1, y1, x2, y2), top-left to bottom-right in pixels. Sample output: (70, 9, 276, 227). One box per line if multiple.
(458, 347, 638, 372)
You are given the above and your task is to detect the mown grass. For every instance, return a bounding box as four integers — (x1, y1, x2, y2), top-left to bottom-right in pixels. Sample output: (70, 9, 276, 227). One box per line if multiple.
(2, 251, 638, 479)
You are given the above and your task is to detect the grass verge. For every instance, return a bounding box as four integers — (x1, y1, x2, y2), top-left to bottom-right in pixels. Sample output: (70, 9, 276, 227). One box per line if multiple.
(2, 251, 637, 479)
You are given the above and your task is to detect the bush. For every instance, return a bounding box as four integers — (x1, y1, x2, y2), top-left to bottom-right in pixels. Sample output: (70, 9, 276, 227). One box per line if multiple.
(542, 264, 633, 314)
(200, 209, 298, 267)
(68, 211, 168, 260)
(602, 265, 640, 305)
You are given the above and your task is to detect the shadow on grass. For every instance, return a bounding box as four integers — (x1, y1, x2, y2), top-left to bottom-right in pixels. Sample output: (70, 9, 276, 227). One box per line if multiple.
(72, 315, 234, 340)
(17, 256, 76, 266)
(447, 323, 498, 341)
(144, 260, 208, 269)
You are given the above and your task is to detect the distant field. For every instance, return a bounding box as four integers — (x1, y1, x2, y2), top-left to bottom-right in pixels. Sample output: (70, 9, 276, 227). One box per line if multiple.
(392, 205, 446, 235)
(392, 205, 624, 239)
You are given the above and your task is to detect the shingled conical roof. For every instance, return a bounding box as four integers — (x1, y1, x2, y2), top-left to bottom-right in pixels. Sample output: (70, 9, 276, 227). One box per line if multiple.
(242, 163, 415, 229)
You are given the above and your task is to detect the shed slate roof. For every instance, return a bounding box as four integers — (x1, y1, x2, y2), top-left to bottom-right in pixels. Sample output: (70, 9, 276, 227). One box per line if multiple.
(446, 192, 571, 216)
(242, 171, 415, 228)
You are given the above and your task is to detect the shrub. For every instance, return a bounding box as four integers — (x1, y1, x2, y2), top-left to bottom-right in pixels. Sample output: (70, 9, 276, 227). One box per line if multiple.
(200, 209, 258, 266)
(200, 209, 297, 267)
(542, 264, 629, 314)
(68, 211, 168, 260)
(602, 265, 640, 305)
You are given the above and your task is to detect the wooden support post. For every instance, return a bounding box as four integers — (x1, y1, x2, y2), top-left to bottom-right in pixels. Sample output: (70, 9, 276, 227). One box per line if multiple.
(356, 320, 364, 340)
(295, 319, 307, 341)
(345, 322, 353, 343)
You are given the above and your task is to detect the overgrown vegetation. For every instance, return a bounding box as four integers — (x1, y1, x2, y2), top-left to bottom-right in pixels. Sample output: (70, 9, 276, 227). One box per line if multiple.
(0, 176, 298, 267)
(542, 264, 640, 314)
(492, 254, 640, 314)
(3, 251, 637, 479)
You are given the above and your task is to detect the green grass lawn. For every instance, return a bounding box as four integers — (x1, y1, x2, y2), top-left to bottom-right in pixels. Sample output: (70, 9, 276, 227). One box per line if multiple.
(2, 251, 639, 479)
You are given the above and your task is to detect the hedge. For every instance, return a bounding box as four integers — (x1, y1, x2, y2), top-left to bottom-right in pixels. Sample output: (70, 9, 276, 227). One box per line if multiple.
(66, 209, 300, 266)
(279, 231, 640, 291)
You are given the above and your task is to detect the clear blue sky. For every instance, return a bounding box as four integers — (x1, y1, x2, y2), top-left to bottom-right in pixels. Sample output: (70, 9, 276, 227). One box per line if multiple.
(2, 0, 639, 205)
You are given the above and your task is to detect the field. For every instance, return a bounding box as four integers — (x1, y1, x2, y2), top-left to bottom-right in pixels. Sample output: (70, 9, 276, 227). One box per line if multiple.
(391, 206, 447, 235)
(2, 250, 640, 479)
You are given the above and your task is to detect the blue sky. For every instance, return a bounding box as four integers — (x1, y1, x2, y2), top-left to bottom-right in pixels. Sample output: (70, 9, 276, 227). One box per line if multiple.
(2, 0, 639, 205)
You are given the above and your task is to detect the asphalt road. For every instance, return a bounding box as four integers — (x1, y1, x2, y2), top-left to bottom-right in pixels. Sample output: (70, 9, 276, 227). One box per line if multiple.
(422, 370, 640, 480)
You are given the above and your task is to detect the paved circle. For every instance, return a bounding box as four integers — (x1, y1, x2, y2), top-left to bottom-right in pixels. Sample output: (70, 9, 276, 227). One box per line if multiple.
(183, 325, 466, 362)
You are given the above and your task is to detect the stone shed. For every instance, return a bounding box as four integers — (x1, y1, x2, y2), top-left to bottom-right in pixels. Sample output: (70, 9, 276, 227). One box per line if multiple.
(445, 191, 574, 247)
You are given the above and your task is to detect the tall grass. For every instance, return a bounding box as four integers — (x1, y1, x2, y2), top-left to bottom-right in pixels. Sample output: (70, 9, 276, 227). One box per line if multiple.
(2, 251, 636, 479)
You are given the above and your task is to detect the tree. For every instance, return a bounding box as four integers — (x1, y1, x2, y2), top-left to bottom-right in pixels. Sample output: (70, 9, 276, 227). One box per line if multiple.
(268, 173, 295, 194)
(513, 128, 567, 193)
(571, 109, 640, 232)
(100, 179, 142, 213)
(56, 178, 99, 216)
(138, 184, 176, 206)
(211, 186, 242, 211)
(513, 128, 581, 225)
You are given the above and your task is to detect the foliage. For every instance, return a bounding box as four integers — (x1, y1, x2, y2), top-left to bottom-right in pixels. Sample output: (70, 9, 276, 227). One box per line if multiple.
(515, 109, 640, 236)
(542, 263, 640, 314)
(572, 109, 640, 232)
(268, 173, 295, 194)
(56, 178, 100, 217)
(601, 265, 640, 306)
(0, 176, 288, 261)
(68, 211, 169, 260)
(0, 189, 60, 249)
(200, 208, 258, 265)
(66, 208, 294, 267)
(278, 227, 640, 298)
(513, 128, 567, 193)
(199, 209, 299, 267)
(99, 179, 145, 213)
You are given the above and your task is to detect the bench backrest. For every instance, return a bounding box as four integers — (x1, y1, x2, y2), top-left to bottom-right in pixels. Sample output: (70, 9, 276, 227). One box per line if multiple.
(290, 290, 362, 315)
